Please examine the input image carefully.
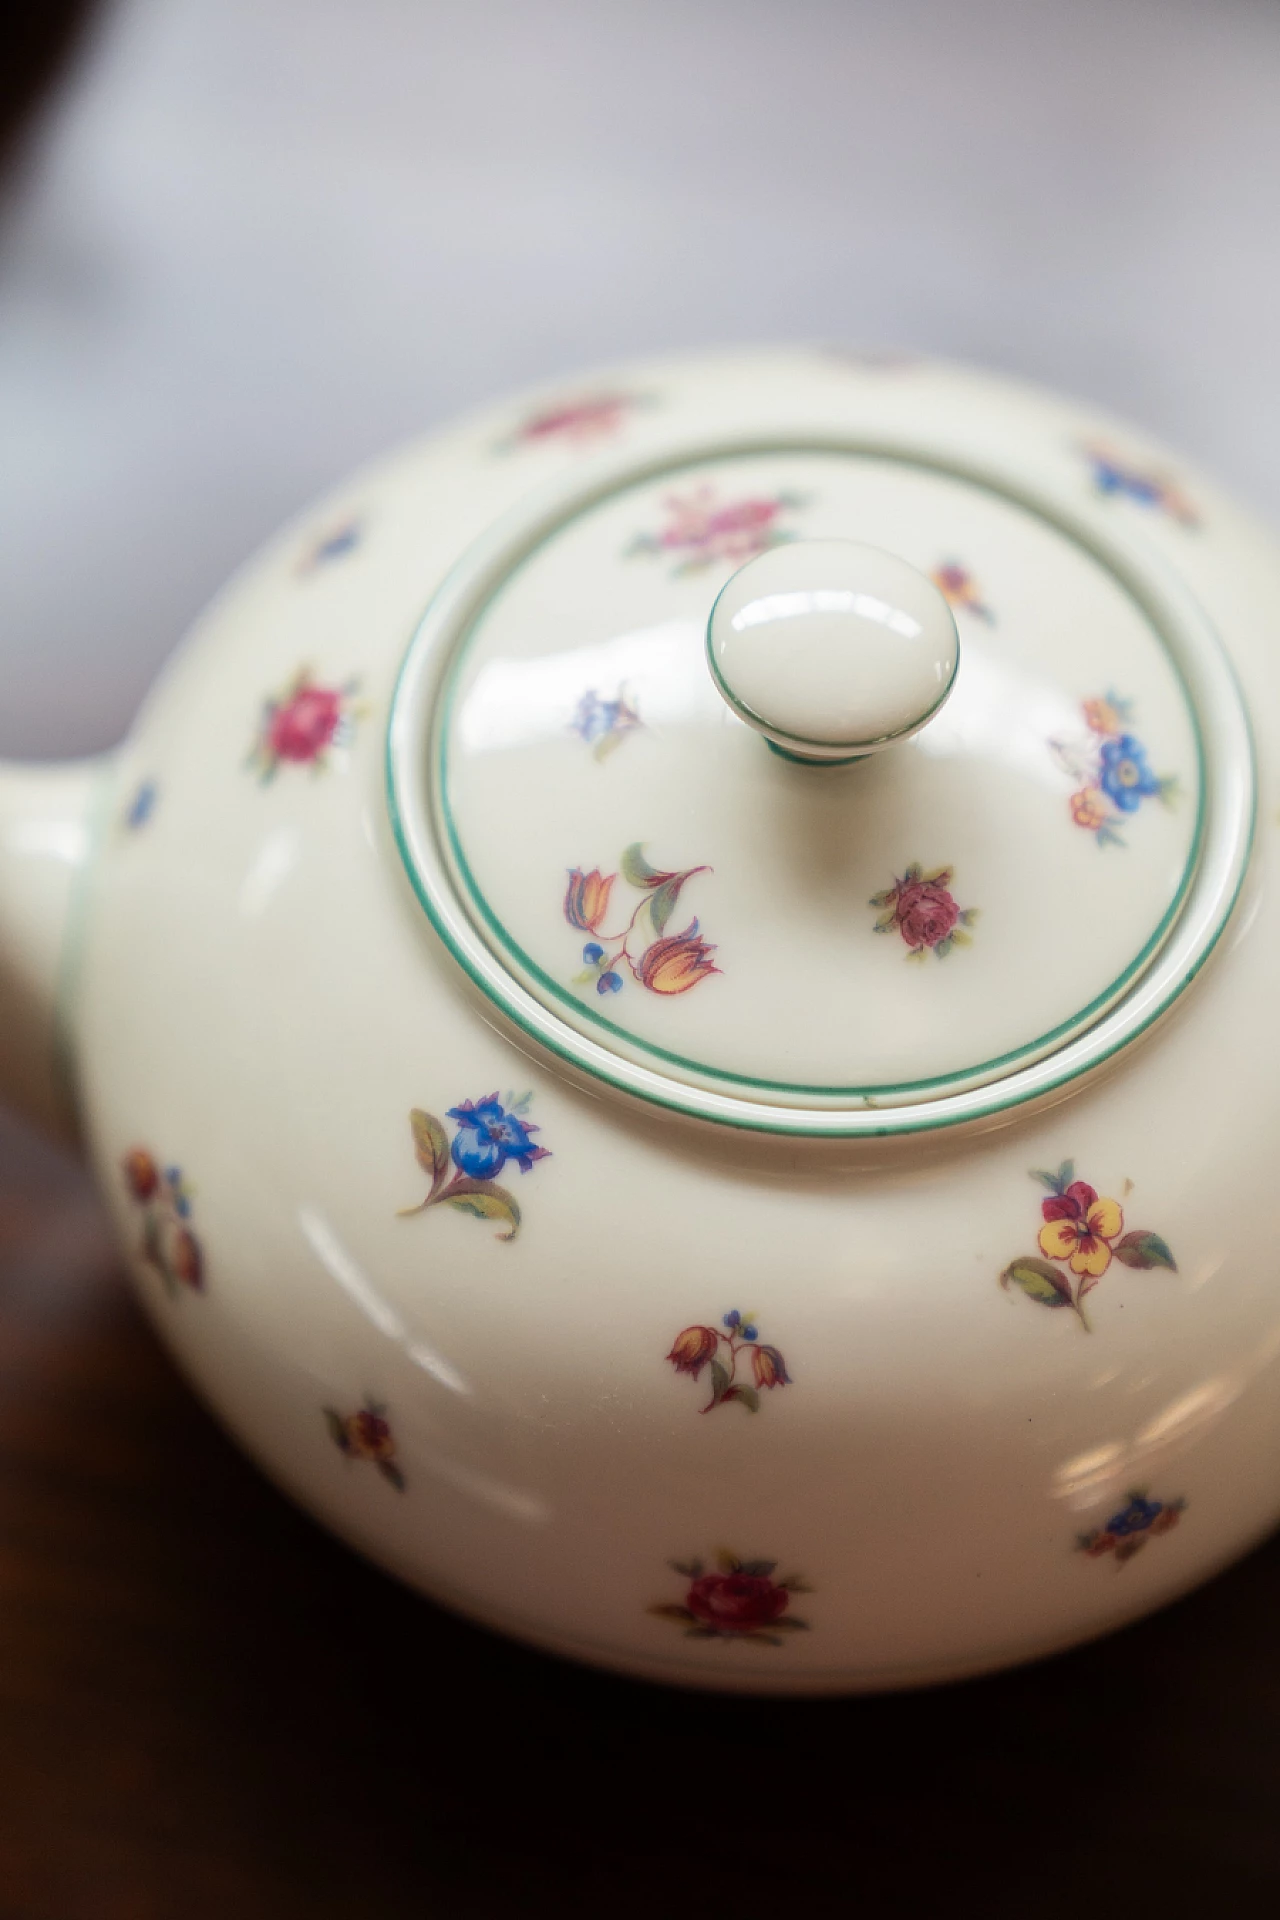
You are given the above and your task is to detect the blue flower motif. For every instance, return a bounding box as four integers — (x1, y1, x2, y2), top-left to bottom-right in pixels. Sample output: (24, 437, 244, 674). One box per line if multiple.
(125, 779, 158, 830)
(446, 1095, 550, 1179)
(742, 1324, 758, 1341)
(1098, 734, 1162, 813)
(164, 1167, 191, 1217)
(1105, 1495, 1163, 1538)
(582, 942, 604, 964)
(572, 691, 608, 744)
(596, 970, 623, 995)
(724, 1311, 741, 1329)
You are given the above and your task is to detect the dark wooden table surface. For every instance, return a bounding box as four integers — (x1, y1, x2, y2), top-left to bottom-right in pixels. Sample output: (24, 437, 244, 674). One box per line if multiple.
(2, 1109, 1280, 1919)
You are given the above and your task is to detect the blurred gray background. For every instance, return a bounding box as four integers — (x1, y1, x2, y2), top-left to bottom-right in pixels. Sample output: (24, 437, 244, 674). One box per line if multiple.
(2, 0, 1279, 759)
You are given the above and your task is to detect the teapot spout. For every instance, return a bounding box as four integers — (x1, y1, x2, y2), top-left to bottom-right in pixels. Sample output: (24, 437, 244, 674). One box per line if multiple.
(0, 756, 112, 1144)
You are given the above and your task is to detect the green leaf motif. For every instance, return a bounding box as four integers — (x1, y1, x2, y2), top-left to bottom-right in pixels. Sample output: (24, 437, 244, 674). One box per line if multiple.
(323, 1408, 348, 1450)
(735, 1385, 761, 1414)
(409, 1108, 451, 1197)
(647, 875, 684, 935)
(669, 1559, 702, 1578)
(771, 1616, 811, 1632)
(1001, 1255, 1075, 1309)
(621, 841, 662, 887)
(648, 1603, 697, 1623)
(378, 1459, 406, 1492)
(1031, 1160, 1074, 1195)
(707, 1358, 730, 1408)
(1112, 1230, 1177, 1271)
(739, 1559, 776, 1577)
(444, 1179, 521, 1242)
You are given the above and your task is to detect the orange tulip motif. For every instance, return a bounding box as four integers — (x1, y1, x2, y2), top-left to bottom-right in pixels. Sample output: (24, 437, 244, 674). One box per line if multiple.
(1001, 1159, 1176, 1332)
(568, 842, 718, 1000)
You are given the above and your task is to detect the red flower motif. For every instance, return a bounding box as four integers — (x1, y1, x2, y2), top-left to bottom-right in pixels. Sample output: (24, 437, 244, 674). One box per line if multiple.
(895, 879, 959, 950)
(667, 1326, 719, 1379)
(348, 1409, 395, 1462)
(169, 1226, 204, 1292)
(516, 396, 632, 445)
(634, 923, 720, 994)
(564, 867, 616, 933)
(1083, 1531, 1119, 1558)
(685, 1571, 791, 1634)
(266, 682, 344, 764)
(123, 1148, 159, 1202)
(871, 863, 974, 958)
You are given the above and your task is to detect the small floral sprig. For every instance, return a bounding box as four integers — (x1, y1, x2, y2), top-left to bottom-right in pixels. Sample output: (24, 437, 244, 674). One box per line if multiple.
(571, 686, 642, 762)
(1001, 1159, 1176, 1332)
(871, 863, 977, 960)
(1078, 1491, 1186, 1565)
(650, 1550, 812, 1646)
(324, 1400, 404, 1491)
(931, 561, 994, 623)
(667, 1310, 791, 1415)
(123, 779, 158, 831)
(248, 667, 363, 781)
(399, 1092, 549, 1243)
(627, 486, 805, 576)
(567, 843, 718, 997)
(497, 392, 653, 452)
(1083, 444, 1200, 528)
(122, 1148, 203, 1296)
(1051, 691, 1177, 849)
(297, 518, 362, 572)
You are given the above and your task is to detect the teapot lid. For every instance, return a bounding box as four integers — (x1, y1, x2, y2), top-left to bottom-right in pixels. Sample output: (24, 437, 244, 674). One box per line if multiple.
(388, 363, 1253, 1136)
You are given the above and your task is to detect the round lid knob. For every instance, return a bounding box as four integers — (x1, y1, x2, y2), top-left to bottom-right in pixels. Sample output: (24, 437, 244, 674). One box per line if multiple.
(706, 538, 960, 762)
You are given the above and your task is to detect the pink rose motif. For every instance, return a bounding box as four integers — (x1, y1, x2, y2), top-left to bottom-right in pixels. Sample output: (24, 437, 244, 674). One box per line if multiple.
(870, 864, 976, 960)
(629, 487, 804, 573)
(251, 670, 359, 781)
(894, 879, 959, 951)
(267, 683, 343, 764)
(686, 1571, 790, 1634)
(650, 1552, 811, 1642)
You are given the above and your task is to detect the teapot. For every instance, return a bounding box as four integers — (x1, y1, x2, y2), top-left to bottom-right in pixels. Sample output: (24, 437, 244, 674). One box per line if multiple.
(4, 345, 1274, 1692)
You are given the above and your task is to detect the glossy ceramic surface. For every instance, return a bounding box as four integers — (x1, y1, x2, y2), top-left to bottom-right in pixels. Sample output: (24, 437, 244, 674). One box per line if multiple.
(8, 346, 1280, 1693)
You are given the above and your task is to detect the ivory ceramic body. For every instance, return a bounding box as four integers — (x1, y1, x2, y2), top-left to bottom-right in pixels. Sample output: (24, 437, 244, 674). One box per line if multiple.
(8, 347, 1280, 1692)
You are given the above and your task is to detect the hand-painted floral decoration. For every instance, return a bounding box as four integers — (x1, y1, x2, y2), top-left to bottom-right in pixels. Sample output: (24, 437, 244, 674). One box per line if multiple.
(298, 518, 362, 572)
(823, 344, 920, 372)
(499, 393, 652, 451)
(122, 1148, 204, 1296)
(568, 843, 717, 997)
(667, 1309, 791, 1415)
(871, 863, 977, 960)
(249, 668, 362, 781)
(1001, 1159, 1176, 1332)
(931, 561, 994, 623)
(324, 1400, 405, 1490)
(571, 685, 642, 762)
(399, 1093, 549, 1243)
(627, 485, 805, 576)
(1050, 691, 1177, 848)
(123, 779, 158, 830)
(650, 1551, 812, 1646)
(1083, 444, 1200, 528)
(1078, 1491, 1186, 1565)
